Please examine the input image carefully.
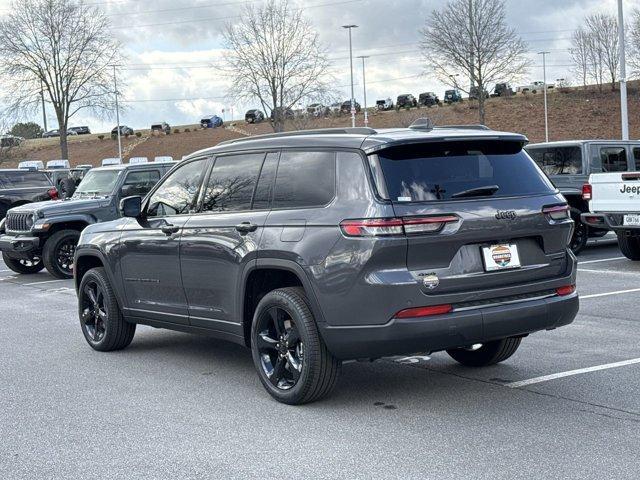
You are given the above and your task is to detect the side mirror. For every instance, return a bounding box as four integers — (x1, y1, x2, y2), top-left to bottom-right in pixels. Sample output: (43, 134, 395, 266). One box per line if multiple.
(120, 196, 142, 218)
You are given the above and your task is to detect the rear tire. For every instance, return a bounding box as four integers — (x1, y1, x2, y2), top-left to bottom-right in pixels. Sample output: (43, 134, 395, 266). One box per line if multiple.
(2, 252, 45, 274)
(43, 229, 80, 279)
(78, 267, 135, 351)
(447, 337, 522, 367)
(617, 232, 640, 260)
(251, 287, 341, 405)
(569, 208, 588, 255)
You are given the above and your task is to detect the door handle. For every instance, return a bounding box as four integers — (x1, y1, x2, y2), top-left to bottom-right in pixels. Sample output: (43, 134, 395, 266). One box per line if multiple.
(161, 224, 180, 236)
(235, 222, 258, 235)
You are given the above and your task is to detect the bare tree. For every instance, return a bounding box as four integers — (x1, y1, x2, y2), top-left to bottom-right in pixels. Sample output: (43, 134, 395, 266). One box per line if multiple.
(585, 13, 619, 91)
(570, 28, 591, 87)
(223, 0, 331, 132)
(420, 0, 529, 124)
(629, 9, 640, 77)
(0, 0, 121, 159)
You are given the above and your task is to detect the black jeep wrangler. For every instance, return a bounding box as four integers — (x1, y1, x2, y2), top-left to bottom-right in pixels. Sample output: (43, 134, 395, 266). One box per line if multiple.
(0, 163, 171, 278)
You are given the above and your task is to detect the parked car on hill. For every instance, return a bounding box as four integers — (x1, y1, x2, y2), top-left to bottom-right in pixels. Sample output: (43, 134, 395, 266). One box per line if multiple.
(340, 100, 361, 114)
(306, 104, 329, 117)
(42, 129, 77, 138)
(517, 81, 554, 94)
(0, 169, 58, 220)
(72, 122, 578, 404)
(0, 135, 24, 148)
(491, 83, 514, 97)
(0, 162, 172, 279)
(396, 94, 418, 109)
(443, 89, 463, 104)
(68, 126, 91, 135)
(329, 102, 342, 115)
(469, 86, 489, 100)
(525, 140, 640, 254)
(111, 125, 134, 137)
(245, 110, 265, 124)
(376, 98, 394, 111)
(151, 122, 171, 134)
(270, 107, 295, 121)
(201, 115, 223, 129)
(418, 92, 440, 107)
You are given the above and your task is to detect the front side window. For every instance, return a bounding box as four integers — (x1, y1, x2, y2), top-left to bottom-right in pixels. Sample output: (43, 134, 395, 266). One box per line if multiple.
(146, 158, 206, 217)
(201, 153, 264, 212)
(526, 146, 582, 175)
(122, 170, 161, 197)
(74, 170, 121, 197)
(633, 148, 640, 171)
(273, 151, 336, 209)
(600, 147, 628, 172)
(375, 140, 555, 202)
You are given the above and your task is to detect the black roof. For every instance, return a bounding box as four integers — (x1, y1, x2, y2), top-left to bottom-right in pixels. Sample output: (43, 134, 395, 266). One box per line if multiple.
(186, 124, 528, 159)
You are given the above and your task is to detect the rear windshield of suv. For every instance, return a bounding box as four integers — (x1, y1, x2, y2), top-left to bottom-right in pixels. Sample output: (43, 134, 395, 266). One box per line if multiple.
(373, 140, 555, 202)
(0, 171, 52, 189)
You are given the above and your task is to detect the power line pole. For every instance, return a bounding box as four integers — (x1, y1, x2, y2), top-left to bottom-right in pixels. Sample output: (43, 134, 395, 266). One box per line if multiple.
(40, 81, 47, 131)
(342, 24, 358, 128)
(357, 55, 370, 127)
(538, 51, 550, 142)
(113, 65, 122, 162)
(618, 0, 629, 140)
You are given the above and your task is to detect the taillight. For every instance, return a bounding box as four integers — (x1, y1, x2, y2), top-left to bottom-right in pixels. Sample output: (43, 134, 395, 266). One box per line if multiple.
(582, 184, 592, 201)
(340, 216, 458, 237)
(542, 204, 569, 220)
(48, 187, 58, 200)
(556, 285, 576, 296)
(395, 304, 453, 318)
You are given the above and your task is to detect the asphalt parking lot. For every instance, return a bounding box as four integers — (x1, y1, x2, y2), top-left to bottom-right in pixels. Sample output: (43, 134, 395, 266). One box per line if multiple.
(1, 238, 639, 479)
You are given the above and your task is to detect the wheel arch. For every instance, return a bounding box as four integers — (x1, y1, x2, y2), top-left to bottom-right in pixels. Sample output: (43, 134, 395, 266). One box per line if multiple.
(74, 249, 119, 298)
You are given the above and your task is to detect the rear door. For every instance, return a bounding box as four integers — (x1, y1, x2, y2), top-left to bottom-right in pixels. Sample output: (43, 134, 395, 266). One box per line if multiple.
(373, 140, 571, 295)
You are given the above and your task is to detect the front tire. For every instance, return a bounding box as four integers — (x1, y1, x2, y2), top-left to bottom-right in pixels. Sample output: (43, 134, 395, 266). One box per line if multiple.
(447, 337, 522, 367)
(2, 252, 45, 274)
(251, 287, 341, 405)
(617, 232, 640, 260)
(78, 267, 135, 351)
(43, 229, 80, 279)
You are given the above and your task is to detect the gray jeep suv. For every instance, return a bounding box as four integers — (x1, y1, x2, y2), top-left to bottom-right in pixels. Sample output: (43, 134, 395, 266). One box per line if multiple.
(74, 124, 579, 404)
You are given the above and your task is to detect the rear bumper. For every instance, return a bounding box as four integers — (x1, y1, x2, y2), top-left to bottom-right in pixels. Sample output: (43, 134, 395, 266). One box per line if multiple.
(0, 234, 40, 257)
(320, 292, 579, 360)
(582, 212, 639, 232)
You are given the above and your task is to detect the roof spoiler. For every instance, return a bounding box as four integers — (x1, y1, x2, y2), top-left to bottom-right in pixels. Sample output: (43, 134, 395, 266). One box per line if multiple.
(409, 118, 491, 131)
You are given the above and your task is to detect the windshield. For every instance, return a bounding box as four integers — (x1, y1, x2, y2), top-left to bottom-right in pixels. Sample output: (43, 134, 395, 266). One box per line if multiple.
(373, 140, 555, 202)
(74, 170, 120, 197)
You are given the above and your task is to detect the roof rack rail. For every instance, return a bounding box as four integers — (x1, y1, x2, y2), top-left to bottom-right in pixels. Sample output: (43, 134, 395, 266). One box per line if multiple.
(433, 124, 491, 131)
(217, 127, 378, 146)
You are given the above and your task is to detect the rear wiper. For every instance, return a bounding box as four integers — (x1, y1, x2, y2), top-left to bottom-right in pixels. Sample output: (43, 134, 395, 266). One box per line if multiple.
(451, 185, 500, 199)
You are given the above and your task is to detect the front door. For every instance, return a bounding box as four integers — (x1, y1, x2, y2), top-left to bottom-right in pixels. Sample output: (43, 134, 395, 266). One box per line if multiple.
(180, 152, 278, 331)
(118, 157, 209, 324)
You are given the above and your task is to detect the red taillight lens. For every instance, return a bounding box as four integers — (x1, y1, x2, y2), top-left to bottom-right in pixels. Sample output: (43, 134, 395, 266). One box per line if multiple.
(48, 187, 58, 200)
(542, 204, 570, 220)
(395, 304, 453, 318)
(556, 285, 576, 296)
(582, 184, 592, 201)
(340, 216, 458, 237)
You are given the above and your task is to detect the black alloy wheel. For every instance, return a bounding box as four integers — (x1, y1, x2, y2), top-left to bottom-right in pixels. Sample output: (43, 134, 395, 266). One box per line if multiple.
(1, 252, 45, 274)
(255, 306, 304, 390)
(80, 279, 107, 343)
(43, 229, 80, 279)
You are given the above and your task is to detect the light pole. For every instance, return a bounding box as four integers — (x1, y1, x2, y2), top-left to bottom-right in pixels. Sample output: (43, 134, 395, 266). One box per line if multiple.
(357, 55, 369, 127)
(342, 24, 358, 128)
(113, 65, 122, 162)
(40, 81, 47, 131)
(538, 51, 550, 142)
(618, 0, 629, 140)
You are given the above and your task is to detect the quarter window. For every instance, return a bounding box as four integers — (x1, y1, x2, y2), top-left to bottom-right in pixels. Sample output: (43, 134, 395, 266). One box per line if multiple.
(526, 146, 582, 175)
(273, 151, 336, 209)
(600, 147, 628, 172)
(146, 158, 206, 217)
(201, 153, 264, 212)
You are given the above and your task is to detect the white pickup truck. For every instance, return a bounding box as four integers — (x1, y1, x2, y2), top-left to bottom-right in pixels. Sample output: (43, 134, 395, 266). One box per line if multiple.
(582, 170, 640, 260)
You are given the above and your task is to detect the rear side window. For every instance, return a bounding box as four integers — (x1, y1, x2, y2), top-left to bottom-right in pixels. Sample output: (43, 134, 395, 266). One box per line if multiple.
(273, 151, 336, 209)
(0, 171, 51, 188)
(252, 152, 279, 210)
(634, 148, 640, 171)
(526, 146, 582, 175)
(600, 147, 628, 172)
(201, 153, 264, 212)
(375, 141, 555, 202)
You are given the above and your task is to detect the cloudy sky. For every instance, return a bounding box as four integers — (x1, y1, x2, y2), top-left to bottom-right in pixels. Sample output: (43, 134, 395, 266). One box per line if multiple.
(0, 0, 633, 132)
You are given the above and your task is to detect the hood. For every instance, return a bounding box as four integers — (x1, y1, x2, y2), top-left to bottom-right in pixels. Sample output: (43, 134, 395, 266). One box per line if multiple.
(9, 197, 111, 217)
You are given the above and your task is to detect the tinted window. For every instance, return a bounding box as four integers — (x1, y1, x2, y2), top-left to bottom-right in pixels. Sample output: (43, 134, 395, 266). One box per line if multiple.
(526, 146, 582, 175)
(273, 151, 336, 209)
(600, 147, 628, 172)
(634, 148, 640, 171)
(0, 171, 51, 188)
(376, 141, 555, 202)
(147, 158, 206, 217)
(201, 153, 264, 212)
(122, 170, 161, 196)
(252, 152, 279, 210)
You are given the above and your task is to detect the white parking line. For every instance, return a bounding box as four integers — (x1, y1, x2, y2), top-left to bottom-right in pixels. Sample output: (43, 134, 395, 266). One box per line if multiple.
(579, 256, 626, 265)
(578, 268, 640, 276)
(506, 358, 640, 388)
(22, 279, 68, 286)
(581, 288, 640, 300)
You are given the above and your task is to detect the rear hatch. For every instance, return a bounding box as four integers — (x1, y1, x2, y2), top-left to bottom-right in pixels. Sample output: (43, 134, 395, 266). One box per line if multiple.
(589, 172, 640, 213)
(371, 139, 572, 295)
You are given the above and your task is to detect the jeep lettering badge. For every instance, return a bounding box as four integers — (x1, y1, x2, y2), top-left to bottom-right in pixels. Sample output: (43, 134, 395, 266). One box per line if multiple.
(620, 184, 640, 195)
(495, 210, 517, 220)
